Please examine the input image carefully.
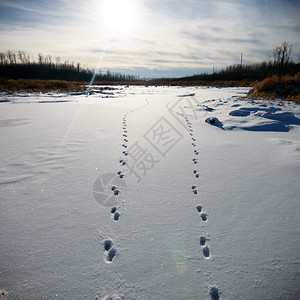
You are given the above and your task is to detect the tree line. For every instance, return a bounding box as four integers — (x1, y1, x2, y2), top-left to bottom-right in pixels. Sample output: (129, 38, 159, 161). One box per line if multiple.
(0, 42, 299, 83)
(0, 50, 139, 82)
(181, 42, 299, 82)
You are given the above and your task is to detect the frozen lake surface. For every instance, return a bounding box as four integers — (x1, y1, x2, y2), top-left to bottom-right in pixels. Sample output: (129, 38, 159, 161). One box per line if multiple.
(0, 86, 299, 299)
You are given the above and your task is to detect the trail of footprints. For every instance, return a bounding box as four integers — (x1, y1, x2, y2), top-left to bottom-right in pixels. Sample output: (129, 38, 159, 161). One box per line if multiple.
(103, 100, 150, 263)
(185, 116, 211, 260)
(102, 97, 219, 297)
(102, 117, 128, 262)
(106, 116, 128, 223)
(110, 99, 151, 218)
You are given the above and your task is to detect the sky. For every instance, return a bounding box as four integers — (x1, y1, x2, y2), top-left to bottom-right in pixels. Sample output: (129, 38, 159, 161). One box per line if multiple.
(0, 0, 299, 78)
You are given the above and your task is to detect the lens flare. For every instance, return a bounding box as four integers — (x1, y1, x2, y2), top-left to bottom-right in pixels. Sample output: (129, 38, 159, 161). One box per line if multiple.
(101, 0, 137, 35)
(162, 224, 187, 276)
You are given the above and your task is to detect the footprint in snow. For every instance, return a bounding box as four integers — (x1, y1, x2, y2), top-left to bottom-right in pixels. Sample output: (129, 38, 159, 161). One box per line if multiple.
(113, 212, 120, 221)
(210, 287, 220, 300)
(104, 239, 112, 251)
(191, 185, 198, 194)
(107, 248, 117, 262)
(117, 171, 125, 179)
(200, 237, 210, 259)
(200, 236, 206, 246)
(103, 239, 117, 263)
(110, 206, 120, 221)
(203, 246, 210, 258)
(119, 160, 126, 166)
(193, 170, 200, 178)
(200, 212, 208, 222)
(111, 185, 121, 196)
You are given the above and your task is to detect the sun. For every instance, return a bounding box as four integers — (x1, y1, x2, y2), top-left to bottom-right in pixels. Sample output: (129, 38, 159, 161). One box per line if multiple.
(100, 0, 137, 35)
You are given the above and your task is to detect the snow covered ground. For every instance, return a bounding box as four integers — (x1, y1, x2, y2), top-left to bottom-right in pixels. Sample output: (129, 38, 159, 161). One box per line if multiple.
(0, 86, 299, 299)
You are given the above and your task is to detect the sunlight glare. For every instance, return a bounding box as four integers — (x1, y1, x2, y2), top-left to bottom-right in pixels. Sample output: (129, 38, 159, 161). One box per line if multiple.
(101, 0, 137, 35)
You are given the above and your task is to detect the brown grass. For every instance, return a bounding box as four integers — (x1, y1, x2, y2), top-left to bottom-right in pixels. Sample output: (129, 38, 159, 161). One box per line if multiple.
(0, 78, 86, 94)
(255, 75, 278, 92)
(249, 73, 300, 103)
(1, 77, 299, 104)
(0, 78, 256, 94)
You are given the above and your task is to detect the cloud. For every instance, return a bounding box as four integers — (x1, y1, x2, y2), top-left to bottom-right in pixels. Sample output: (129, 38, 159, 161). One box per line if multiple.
(0, 0, 299, 77)
(181, 31, 262, 46)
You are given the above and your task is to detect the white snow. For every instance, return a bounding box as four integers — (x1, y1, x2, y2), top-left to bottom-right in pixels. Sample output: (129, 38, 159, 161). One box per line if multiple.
(0, 86, 299, 299)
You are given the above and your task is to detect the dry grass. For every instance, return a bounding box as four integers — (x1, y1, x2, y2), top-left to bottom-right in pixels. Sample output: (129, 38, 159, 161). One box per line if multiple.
(255, 75, 278, 92)
(0, 78, 86, 93)
(1, 76, 299, 104)
(0, 78, 256, 93)
(249, 73, 300, 103)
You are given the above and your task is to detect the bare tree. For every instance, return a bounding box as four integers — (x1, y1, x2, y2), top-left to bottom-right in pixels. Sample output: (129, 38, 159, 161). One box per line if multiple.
(38, 53, 44, 65)
(18, 50, 24, 63)
(55, 56, 61, 69)
(45, 55, 52, 66)
(273, 41, 293, 73)
(6, 50, 16, 64)
(18, 51, 30, 64)
(0, 53, 7, 65)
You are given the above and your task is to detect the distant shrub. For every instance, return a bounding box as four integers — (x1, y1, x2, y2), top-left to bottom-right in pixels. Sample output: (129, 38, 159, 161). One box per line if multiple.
(256, 75, 278, 92)
(0, 78, 85, 93)
(249, 73, 300, 102)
